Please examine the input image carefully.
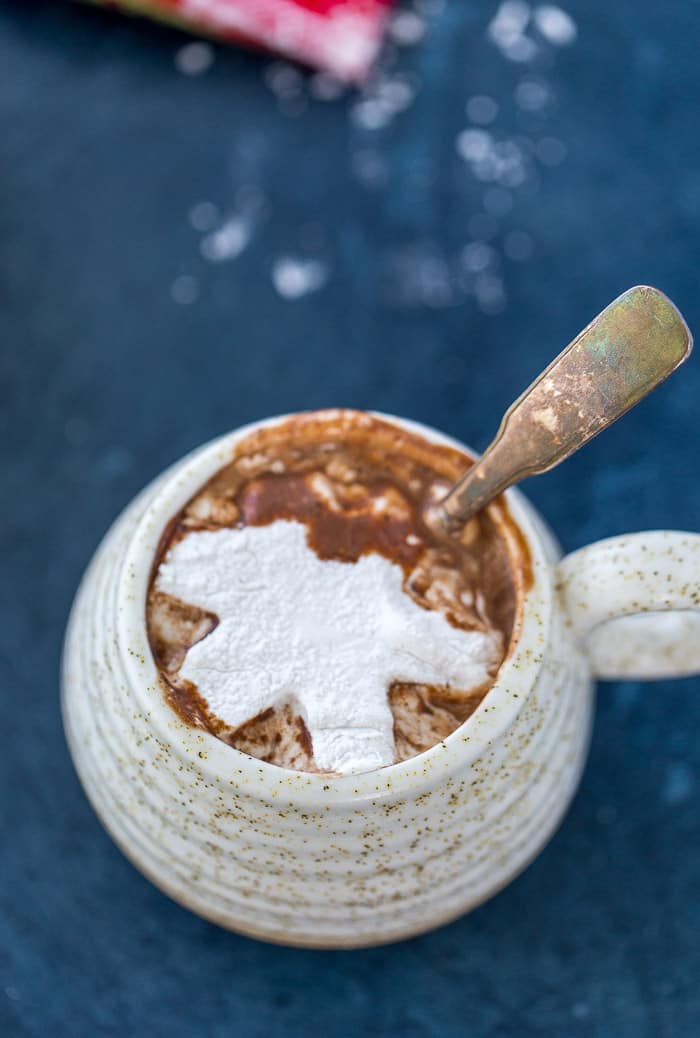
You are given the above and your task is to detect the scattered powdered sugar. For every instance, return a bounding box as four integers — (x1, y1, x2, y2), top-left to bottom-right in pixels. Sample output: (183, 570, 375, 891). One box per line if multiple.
(533, 5, 577, 45)
(271, 256, 329, 299)
(173, 1, 576, 316)
(189, 201, 220, 232)
(487, 1, 538, 62)
(351, 149, 390, 189)
(351, 98, 393, 131)
(170, 274, 199, 305)
(515, 78, 550, 111)
(431, 0, 577, 312)
(263, 61, 309, 115)
(388, 11, 427, 47)
(351, 74, 418, 131)
(489, 0, 531, 40)
(455, 130, 529, 187)
(472, 272, 507, 314)
(174, 42, 216, 77)
(382, 243, 456, 309)
(264, 61, 305, 98)
(156, 521, 502, 775)
(308, 71, 346, 101)
(466, 95, 500, 126)
(462, 241, 498, 273)
(194, 187, 267, 268)
(487, 1, 576, 59)
(200, 216, 252, 263)
(455, 128, 491, 163)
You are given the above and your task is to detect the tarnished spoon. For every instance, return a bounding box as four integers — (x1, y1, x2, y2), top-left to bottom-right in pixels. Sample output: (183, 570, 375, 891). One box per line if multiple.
(436, 285, 693, 530)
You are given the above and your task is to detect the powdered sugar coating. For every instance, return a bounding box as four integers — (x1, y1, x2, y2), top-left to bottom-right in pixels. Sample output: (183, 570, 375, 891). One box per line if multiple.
(155, 520, 502, 774)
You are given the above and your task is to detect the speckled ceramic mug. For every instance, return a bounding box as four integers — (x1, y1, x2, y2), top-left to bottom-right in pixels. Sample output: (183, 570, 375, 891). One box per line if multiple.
(61, 414, 700, 948)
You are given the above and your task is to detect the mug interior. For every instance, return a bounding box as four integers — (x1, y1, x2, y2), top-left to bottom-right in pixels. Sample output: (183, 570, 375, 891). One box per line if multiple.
(116, 411, 554, 804)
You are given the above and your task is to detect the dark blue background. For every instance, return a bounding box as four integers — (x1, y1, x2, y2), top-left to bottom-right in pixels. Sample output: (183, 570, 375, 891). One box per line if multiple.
(2, 2, 699, 1035)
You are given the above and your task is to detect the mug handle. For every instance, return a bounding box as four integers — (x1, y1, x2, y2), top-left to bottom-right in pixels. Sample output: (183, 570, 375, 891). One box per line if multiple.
(556, 531, 700, 680)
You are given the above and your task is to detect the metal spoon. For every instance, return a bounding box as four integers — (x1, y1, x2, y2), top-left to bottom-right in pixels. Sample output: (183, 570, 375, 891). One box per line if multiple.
(436, 285, 693, 530)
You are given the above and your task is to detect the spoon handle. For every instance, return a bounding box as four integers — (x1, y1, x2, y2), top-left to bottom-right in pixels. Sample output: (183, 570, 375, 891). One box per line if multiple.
(441, 285, 693, 526)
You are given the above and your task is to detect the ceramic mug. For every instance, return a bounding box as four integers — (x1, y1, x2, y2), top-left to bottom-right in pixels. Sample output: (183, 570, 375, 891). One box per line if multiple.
(61, 413, 700, 948)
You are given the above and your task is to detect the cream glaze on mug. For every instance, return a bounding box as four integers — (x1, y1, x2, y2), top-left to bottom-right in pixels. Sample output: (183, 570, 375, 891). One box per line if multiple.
(62, 411, 700, 947)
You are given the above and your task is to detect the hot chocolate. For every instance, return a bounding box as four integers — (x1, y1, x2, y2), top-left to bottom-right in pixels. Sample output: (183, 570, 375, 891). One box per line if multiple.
(147, 410, 528, 775)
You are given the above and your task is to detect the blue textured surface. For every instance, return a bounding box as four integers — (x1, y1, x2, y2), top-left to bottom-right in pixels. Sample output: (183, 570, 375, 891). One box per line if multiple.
(1, 2, 699, 1035)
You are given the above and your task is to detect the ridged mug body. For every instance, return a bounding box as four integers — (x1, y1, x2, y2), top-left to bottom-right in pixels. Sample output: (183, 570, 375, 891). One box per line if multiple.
(62, 416, 593, 948)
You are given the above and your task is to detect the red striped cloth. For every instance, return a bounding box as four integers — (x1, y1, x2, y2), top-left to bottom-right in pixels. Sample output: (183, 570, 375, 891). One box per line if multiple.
(92, 0, 396, 81)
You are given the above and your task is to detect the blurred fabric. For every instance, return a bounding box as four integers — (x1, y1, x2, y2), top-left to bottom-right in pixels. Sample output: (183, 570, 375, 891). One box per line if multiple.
(1, 1, 699, 1036)
(81, 0, 395, 79)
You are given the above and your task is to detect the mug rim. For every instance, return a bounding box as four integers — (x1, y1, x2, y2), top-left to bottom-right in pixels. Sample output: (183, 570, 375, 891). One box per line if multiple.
(115, 410, 555, 805)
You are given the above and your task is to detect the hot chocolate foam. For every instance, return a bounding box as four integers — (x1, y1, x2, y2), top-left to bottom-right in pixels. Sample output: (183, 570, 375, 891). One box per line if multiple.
(147, 411, 527, 775)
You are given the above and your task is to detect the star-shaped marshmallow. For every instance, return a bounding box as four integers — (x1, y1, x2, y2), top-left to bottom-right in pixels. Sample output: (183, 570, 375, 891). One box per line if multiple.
(156, 520, 502, 775)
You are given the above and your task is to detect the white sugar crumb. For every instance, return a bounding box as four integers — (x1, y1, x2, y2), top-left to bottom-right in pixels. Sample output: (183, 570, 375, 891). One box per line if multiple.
(235, 184, 267, 217)
(456, 129, 492, 162)
(174, 42, 215, 77)
(156, 521, 502, 775)
(189, 201, 219, 232)
(351, 99, 392, 131)
(489, 0, 531, 40)
(474, 273, 507, 315)
(505, 35, 538, 62)
(488, 1, 538, 61)
(533, 5, 577, 45)
(456, 130, 527, 187)
(352, 149, 389, 189)
(462, 241, 496, 272)
(200, 217, 251, 263)
(170, 274, 199, 305)
(466, 95, 499, 125)
(309, 72, 346, 101)
(515, 79, 550, 111)
(382, 244, 456, 310)
(272, 257, 328, 299)
(170, 0, 572, 322)
(383, 233, 510, 315)
(351, 74, 418, 131)
(264, 62, 304, 98)
(388, 11, 427, 46)
(376, 76, 417, 112)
